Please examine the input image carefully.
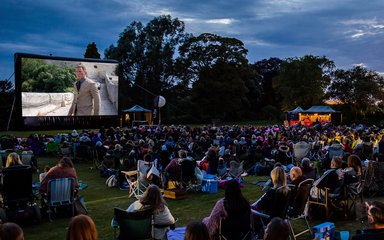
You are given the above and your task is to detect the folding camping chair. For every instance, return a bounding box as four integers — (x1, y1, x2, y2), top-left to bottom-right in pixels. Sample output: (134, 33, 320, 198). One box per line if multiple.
(44, 178, 75, 222)
(112, 207, 154, 240)
(218, 211, 254, 240)
(286, 179, 314, 240)
(292, 141, 310, 163)
(123, 160, 155, 198)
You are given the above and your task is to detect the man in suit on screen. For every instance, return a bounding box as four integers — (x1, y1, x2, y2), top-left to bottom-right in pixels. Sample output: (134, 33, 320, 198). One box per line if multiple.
(68, 63, 100, 116)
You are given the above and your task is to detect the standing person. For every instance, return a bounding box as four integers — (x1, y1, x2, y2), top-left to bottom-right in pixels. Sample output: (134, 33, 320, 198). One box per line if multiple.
(127, 184, 175, 240)
(66, 214, 98, 240)
(68, 63, 100, 116)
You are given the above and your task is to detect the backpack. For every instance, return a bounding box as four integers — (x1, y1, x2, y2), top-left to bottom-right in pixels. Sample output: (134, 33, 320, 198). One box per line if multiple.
(106, 174, 118, 187)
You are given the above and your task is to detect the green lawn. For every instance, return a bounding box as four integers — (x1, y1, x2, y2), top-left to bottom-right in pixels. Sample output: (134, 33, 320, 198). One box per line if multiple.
(14, 155, 370, 240)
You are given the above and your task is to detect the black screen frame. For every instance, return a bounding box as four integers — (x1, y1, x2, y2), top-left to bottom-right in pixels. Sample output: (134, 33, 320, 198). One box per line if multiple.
(14, 52, 120, 130)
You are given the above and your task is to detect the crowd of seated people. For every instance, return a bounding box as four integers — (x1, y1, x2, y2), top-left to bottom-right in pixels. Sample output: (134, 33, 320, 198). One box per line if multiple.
(3, 123, 384, 239)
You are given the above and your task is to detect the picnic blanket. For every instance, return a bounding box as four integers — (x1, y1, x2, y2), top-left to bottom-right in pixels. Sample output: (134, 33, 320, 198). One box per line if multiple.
(167, 226, 186, 240)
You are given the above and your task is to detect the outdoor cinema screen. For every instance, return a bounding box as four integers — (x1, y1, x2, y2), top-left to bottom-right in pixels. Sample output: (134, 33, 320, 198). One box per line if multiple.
(14, 53, 120, 129)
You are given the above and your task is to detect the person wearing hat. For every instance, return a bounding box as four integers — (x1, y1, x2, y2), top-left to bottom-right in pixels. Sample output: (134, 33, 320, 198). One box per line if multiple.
(275, 144, 292, 165)
(68, 63, 100, 116)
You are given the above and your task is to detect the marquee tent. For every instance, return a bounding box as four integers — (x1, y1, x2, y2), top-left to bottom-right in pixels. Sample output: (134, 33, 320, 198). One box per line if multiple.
(286, 105, 341, 126)
(122, 105, 152, 127)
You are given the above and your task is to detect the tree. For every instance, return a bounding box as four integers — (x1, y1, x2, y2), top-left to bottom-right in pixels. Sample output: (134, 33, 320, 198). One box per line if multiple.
(327, 66, 384, 119)
(273, 55, 334, 111)
(251, 57, 283, 114)
(190, 62, 250, 120)
(0, 80, 14, 93)
(176, 33, 263, 120)
(84, 42, 101, 59)
(177, 33, 249, 86)
(105, 15, 187, 110)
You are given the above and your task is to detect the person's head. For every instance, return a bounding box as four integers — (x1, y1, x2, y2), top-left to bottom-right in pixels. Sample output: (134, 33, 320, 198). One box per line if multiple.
(206, 148, 217, 160)
(114, 144, 122, 151)
(347, 154, 362, 175)
(140, 184, 166, 211)
(289, 167, 302, 181)
(58, 157, 74, 168)
(184, 221, 210, 240)
(271, 166, 286, 188)
(75, 63, 87, 80)
(66, 214, 98, 240)
(224, 180, 249, 215)
(5, 152, 22, 168)
(144, 154, 152, 162)
(301, 157, 311, 169)
(263, 217, 289, 240)
(330, 156, 342, 169)
(0, 222, 24, 240)
(178, 150, 187, 159)
(367, 201, 384, 228)
(44, 165, 51, 173)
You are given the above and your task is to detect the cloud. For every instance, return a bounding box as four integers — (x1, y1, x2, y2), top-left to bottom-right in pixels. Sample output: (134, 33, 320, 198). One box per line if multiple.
(340, 18, 384, 39)
(205, 18, 235, 25)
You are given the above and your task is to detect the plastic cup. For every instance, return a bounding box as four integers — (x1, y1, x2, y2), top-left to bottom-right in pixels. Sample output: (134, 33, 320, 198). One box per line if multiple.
(340, 231, 349, 240)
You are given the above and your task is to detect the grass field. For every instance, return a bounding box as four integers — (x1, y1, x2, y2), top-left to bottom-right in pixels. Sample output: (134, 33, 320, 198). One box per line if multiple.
(15, 155, 372, 240)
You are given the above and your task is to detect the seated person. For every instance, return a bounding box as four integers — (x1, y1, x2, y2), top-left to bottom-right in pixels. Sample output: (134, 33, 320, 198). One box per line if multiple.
(66, 214, 98, 240)
(165, 150, 186, 184)
(310, 156, 344, 199)
(142, 154, 161, 187)
(185, 221, 210, 240)
(203, 180, 250, 239)
(275, 144, 291, 165)
(344, 154, 362, 184)
(39, 165, 51, 182)
(0, 222, 24, 240)
(263, 217, 290, 240)
(127, 184, 175, 240)
(198, 148, 218, 175)
(39, 157, 79, 194)
(252, 166, 290, 218)
(289, 167, 307, 187)
(352, 201, 384, 240)
(5, 152, 23, 168)
(300, 157, 316, 179)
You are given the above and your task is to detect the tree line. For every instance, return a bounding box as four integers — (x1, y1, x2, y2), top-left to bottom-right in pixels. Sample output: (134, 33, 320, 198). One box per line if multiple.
(104, 15, 384, 124)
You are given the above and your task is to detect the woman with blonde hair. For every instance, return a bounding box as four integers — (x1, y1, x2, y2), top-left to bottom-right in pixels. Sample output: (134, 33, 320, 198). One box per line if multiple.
(127, 184, 175, 240)
(66, 214, 98, 240)
(5, 152, 23, 168)
(252, 166, 290, 218)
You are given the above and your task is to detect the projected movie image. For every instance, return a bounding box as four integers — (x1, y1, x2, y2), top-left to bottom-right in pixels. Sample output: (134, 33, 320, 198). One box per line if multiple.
(21, 58, 119, 117)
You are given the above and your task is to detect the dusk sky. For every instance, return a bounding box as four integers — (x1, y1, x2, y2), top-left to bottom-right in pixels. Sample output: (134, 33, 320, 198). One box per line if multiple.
(1, 0, 384, 82)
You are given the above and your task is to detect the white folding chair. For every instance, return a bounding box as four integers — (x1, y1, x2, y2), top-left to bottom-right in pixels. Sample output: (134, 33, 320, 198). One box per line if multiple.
(124, 160, 154, 198)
